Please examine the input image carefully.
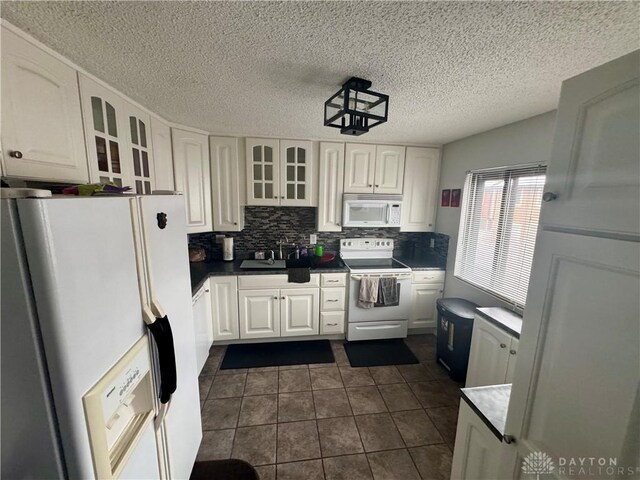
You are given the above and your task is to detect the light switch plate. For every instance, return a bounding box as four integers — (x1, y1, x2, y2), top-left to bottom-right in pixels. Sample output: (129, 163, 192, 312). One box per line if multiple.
(215, 235, 225, 244)
(310, 234, 317, 245)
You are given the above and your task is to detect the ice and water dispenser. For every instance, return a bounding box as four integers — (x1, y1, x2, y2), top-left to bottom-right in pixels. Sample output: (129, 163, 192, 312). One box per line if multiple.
(83, 336, 160, 478)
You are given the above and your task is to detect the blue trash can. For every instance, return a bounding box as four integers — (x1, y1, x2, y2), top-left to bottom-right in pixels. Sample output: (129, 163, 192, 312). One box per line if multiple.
(436, 298, 479, 382)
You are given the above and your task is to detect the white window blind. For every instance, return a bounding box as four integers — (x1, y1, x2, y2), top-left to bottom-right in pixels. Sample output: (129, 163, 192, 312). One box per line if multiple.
(454, 164, 547, 308)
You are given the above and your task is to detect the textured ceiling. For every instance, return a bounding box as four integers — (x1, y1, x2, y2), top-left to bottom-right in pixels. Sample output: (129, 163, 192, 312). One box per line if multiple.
(2, 1, 638, 144)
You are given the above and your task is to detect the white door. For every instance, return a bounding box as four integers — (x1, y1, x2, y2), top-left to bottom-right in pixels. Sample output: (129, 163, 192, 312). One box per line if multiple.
(239, 289, 280, 339)
(210, 276, 239, 341)
(79, 75, 131, 188)
(344, 143, 376, 193)
(137, 195, 202, 480)
(317, 142, 345, 232)
(172, 128, 212, 233)
(280, 288, 319, 337)
(504, 337, 518, 384)
(246, 138, 280, 206)
(374, 145, 405, 194)
(503, 51, 640, 479)
(125, 104, 154, 194)
(401, 147, 441, 232)
(465, 317, 511, 388)
(280, 140, 314, 207)
(408, 284, 443, 329)
(192, 282, 213, 374)
(1, 28, 88, 182)
(150, 116, 174, 191)
(211, 136, 243, 231)
(540, 50, 640, 239)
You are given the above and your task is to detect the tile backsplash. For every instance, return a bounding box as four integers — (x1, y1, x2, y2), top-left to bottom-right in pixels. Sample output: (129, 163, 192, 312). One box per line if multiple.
(188, 206, 449, 261)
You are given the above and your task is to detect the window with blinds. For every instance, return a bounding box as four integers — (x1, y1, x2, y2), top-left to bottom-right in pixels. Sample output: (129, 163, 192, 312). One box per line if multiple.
(454, 164, 547, 308)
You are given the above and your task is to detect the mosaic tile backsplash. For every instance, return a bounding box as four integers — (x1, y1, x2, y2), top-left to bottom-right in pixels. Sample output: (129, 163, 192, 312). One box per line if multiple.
(188, 206, 449, 261)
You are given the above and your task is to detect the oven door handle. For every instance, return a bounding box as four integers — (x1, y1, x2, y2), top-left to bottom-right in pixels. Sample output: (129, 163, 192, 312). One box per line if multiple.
(350, 273, 412, 280)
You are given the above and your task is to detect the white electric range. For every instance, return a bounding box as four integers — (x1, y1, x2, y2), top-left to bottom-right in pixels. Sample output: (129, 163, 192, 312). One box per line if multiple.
(340, 238, 412, 341)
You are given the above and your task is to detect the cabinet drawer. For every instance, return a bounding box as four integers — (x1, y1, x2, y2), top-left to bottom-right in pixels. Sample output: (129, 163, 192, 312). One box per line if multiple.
(238, 274, 320, 289)
(321, 288, 346, 311)
(320, 311, 345, 334)
(412, 270, 445, 284)
(321, 273, 347, 287)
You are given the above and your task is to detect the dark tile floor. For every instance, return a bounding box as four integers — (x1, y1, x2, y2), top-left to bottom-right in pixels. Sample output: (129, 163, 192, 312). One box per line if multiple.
(196, 334, 461, 480)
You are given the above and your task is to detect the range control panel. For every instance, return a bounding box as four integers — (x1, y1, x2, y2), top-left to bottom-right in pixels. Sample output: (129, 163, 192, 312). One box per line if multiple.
(340, 238, 394, 250)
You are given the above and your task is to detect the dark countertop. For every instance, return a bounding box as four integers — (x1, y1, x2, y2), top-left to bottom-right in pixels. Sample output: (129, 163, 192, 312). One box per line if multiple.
(190, 258, 349, 294)
(395, 250, 447, 271)
(461, 384, 511, 441)
(476, 307, 523, 338)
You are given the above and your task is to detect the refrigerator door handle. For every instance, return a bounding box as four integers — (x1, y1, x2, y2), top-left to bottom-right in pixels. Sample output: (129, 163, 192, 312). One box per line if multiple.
(146, 315, 178, 404)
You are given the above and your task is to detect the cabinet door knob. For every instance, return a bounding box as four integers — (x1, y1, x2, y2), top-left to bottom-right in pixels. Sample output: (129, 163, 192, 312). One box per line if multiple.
(500, 343, 507, 348)
(542, 192, 557, 202)
(281, 196, 284, 199)
(375, 185, 379, 187)
(510, 349, 517, 355)
(233, 222, 238, 225)
(281, 296, 285, 300)
(273, 296, 278, 299)
(336, 223, 340, 226)
(368, 184, 372, 187)
(503, 434, 516, 444)
(9, 150, 23, 159)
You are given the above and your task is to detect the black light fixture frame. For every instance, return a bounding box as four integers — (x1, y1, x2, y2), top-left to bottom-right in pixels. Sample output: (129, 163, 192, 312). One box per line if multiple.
(324, 77, 389, 136)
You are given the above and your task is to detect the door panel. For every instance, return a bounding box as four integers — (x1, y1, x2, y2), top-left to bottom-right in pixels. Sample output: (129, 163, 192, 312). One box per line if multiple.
(150, 116, 174, 191)
(1, 28, 88, 182)
(344, 144, 376, 193)
(317, 142, 345, 232)
(408, 284, 443, 329)
(192, 283, 212, 374)
(465, 317, 511, 387)
(504, 337, 518, 384)
(210, 276, 239, 341)
(280, 140, 314, 206)
(211, 137, 243, 231)
(401, 147, 440, 232)
(239, 289, 280, 339)
(246, 138, 280, 206)
(281, 288, 319, 337)
(541, 51, 639, 238)
(374, 145, 405, 194)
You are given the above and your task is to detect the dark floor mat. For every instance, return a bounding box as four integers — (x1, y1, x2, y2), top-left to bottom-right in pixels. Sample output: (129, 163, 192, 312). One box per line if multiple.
(344, 339, 419, 367)
(220, 340, 335, 369)
(190, 459, 258, 480)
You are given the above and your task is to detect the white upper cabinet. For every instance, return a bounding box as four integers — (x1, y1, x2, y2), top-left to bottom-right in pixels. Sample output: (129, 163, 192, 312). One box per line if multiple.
(211, 136, 244, 231)
(541, 50, 639, 238)
(245, 138, 314, 206)
(344, 143, 376, 193)
(150, 116, 174, 191)
(246, 138, 280, 206)
(124, 104, 154, 194)
(401, 147, 441, 232)
(374, 145, 405, 194)
(172, 128, 212, 233)
(1, 28, 88, 182)
(317, 142, 345, 232)
(344, 144, 405, 194)
(280, 140, 315, 206)
(79, 75, 130, 188)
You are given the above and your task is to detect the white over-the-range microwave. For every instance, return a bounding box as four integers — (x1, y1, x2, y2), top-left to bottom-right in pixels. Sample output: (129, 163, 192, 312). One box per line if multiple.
(342, 194, 403, 228)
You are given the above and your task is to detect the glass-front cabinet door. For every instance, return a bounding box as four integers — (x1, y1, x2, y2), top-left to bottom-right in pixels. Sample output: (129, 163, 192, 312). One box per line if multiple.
(246, 138, 280, 206)
(280, 140, 314, 206)
(80, 75, 130, 188)
(127, 107, 154, 194)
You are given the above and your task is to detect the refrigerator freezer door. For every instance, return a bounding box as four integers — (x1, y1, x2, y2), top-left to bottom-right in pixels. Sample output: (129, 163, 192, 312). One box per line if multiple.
(16, 197, 148, 479)
(138, 195, 202, 479)
(1, 199, 65, 479)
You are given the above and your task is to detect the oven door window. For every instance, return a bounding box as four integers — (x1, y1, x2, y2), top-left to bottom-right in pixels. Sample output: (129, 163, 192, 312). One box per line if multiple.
(348, 203, 387, 224)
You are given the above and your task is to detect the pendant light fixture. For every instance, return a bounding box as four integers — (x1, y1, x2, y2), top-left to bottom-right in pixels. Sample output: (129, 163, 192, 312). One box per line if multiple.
(324, 77, 389, 136)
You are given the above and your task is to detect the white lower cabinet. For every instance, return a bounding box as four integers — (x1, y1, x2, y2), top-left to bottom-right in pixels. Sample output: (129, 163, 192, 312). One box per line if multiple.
(239, 289, 281, 339)
(466, 316, 518, 387)
(408, 271, 444, 330)
(192, 280, 214, 374)
(280, 288, 319, 337)
(210, 276, 239, 341)
(451, 402, 504, 480)
(320, 312, 345, 335)
(320, 273, 347, 334)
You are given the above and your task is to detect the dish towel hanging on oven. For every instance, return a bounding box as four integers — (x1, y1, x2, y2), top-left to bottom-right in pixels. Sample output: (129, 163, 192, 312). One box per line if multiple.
(378, 277, 398, 306)
(358, 277, 380, 309)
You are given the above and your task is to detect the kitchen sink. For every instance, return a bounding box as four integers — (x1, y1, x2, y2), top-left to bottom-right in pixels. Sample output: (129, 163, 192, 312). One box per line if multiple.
(239, 259, 286, 269)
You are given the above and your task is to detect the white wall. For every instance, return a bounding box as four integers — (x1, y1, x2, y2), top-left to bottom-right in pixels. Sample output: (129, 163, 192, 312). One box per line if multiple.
(435, 111, 557, 309)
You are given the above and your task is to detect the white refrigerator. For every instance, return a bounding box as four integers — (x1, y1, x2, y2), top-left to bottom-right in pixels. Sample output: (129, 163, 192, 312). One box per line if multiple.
(1, 190, 202, 479)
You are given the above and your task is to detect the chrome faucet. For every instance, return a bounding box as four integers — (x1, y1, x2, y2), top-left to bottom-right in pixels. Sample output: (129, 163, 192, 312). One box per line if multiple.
(277, 237, 297, 260)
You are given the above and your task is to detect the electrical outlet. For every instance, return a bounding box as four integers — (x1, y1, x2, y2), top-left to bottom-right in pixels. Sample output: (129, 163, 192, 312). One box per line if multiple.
(216, 235, 225, 244)
(310, 234, 317, 245)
